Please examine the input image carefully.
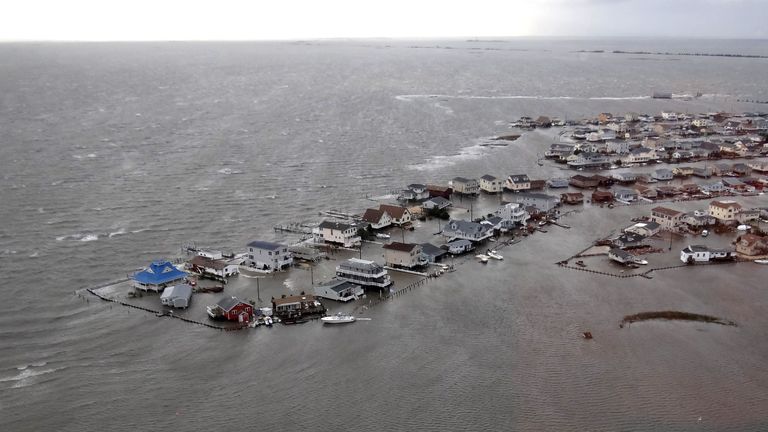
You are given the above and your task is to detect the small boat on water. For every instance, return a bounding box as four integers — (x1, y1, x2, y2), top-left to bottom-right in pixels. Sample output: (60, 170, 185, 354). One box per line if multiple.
(754, 259, 768, 265)
(321, 313, 356, 324)
(475, 254, 490, 264)
(487, 250, 503, 260)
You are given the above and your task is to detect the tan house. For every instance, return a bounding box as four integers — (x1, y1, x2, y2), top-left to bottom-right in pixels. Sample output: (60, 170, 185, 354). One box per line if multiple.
(379, 204, 412, 226)
(650, 206, 684, 229)
(479, 175, 504, 193)
(451, 177, 480, 195)
(735, 234, 768, 256)
(709, 200, 742, 221)
(382, 242, 424, 269)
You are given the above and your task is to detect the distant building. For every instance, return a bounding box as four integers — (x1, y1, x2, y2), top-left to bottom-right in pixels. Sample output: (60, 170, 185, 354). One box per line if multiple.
(560, 192, 584, 205)
(608, 248, 635, 265)
(446, 239, 473, 255)
(272, 294, 325, 320)
(613, 232, 647, 248)
(336, 258, 392, 288)
(208, 296, 254, 323)
(625, 221, 661, 237)
(189, 255, 240, 280)
(495, 202, 530, 227)
(652, 169, 673, 181)
(421, 243, 449, 263)
(591, 190, 614, 203)
(615, 189, 638, 202)
(735, 234, 768, 256)
(547, 178, 569, 188)
(570, 175, 600, 189)
(422, 196, 452, 211)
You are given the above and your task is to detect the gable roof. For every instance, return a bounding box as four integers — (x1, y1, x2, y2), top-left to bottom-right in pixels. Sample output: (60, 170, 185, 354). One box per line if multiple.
(480, 174, 498, 181)
(216, 296, 250, 312)
(652, 206, 683, 217)
(379, 204, 409, 219)
(421, 243, 448, 258)
(133, 261, 187, 285)
(190, 255, 228, 270)
(273, 294, 317, 307)
(508, 174, 530, 183)
(710, 200, 742, 210)
(362, 208, 387, 223)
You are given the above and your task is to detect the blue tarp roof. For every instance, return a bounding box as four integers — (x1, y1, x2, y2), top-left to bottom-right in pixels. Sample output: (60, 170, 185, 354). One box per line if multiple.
(133, 261, 187, 285)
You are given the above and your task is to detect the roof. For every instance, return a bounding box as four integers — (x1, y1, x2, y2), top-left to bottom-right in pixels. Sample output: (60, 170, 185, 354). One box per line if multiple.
(426, 184, 451, 192)
(480, 174, 497, 181)
(453, 177, 475, 184)
(683, 245, 710, 253)
(739, 233, 765, 246)
(609, 248, 634, 260)
(161, 284, 193, 300)
(592, 190, 613, 197)
(421, 243, 448, 257)
(514, 192, 556, 201)
(447, 239, 472, 247)
(189, 255, 228, 270)
(379, 204, 409, 219)
(407, 183, 426, 189)
(508, 174, 530, 183)
(273, 294, 317, 307)
(444, 220, 491, 236)
(133, 261, 188, 285)
(246, 240, 285, 250)
(362, 208, 386, 223)
(616, 232, 647, 244)
(338, 258, 384, 272)
(652, 206, 683, 217)
(318, 220, 355, 231)
(216, 296, 251, 312)
(383, 242, 419, 252)
(316, 280, 360, 293)
(710, 200, 742, 210)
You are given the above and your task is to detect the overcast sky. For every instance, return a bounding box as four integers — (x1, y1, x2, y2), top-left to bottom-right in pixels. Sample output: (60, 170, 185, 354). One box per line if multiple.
(1, 0, 766, 41)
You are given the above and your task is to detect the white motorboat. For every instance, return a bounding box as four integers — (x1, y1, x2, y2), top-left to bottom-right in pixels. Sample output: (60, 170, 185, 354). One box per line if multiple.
(375, 233, 391, 239)
(475, 254, 490, 264)
(634, 259, 649, 265)
(754, 259, 768, 265)
(264, 316, 273, 327)
(737, 225, 750, 231)
(321, 313, 356, 324)
(487, 250, 503, 260)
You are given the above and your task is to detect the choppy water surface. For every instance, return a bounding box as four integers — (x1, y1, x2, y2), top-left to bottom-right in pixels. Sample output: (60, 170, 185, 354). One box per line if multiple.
(1, 39, 768, 431)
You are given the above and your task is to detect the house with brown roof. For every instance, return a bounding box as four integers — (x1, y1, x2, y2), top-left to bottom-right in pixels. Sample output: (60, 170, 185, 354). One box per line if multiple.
(561, 192, 584, 205)
(650, 206, 684, 229)
(379, 204, 412, 226)
(426, 184, 452, 199)
(382, 242, 425, 269)
(591, 190, 614, 203)
(709, 200, 742, 221)
(735, 234, 768, 256)
(362, 208, 392, 230)
(569, 174, 599, 189)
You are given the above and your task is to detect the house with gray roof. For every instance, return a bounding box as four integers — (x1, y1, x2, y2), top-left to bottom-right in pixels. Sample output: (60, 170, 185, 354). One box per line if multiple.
(441, 219, 493, 242)
(510, 192, 559, 212)
(246, 240, 293, 271)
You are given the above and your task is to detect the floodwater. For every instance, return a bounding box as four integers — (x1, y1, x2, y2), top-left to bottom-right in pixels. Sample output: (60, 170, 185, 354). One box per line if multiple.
(1, 39, 768, 431)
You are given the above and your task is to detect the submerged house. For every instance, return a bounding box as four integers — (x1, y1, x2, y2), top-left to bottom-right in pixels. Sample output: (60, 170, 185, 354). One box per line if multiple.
(421, 243, 449, 263)
(451, 177, 480, 195)
(362, 208, 393, 230)
(446, 239, 473, 255)
(561, 192, 584, 205)
(495, 202, 530, 227)
(246, 240, 293, 272)
(314, 220, 362, 248)
(505, 174, 531, 192)
(379, 204, 412, 226)
(207, 296, 254, 323)
(382, 242, 425, 269)
(442, 220, 494, 242)
(313, 280, 364, 302)
(272, 294, 325, 320)
(160, 284, 193, 309)
(479, 175, 504, 193)
(680, 245, 735, 263)
(336, 258, 392, 288)
(422, 196, 452, 211)
(510, 192, 559, 212)
(133, 260, 188, 292)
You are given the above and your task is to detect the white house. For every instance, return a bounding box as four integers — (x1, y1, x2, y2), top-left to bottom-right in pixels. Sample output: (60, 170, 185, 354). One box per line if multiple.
(446, 239, 473, 255)
(313, 280, 364, 302)
(709, 200, 742, 221)
(362, 208, 392, 230)
(621, 147, 656, 164)
(510, 192, 559, 212)
(495, 202, 530, 227)
(314, 221, 362, 248)
(680, 245, 735, 263)
(505, 174, 531, 192)
(422, 196, 452, 211)
(479, 175, 504, 193)
(379, 204, 412, 226)
(188, 255, 240, 279)
(652, 169, 674, 181)
(246, 240, 293, 271)
(625, 221, 661, 237)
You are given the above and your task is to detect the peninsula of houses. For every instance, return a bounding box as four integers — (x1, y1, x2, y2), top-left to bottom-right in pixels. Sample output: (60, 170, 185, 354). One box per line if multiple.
(89, 109, 768, 329)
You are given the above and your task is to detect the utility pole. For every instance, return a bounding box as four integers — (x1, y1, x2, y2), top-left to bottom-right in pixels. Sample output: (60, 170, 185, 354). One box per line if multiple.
(256, 277, 261, 303)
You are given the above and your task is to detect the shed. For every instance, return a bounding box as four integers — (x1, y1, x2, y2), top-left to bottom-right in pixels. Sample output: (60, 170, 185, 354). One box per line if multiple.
(160, 284, 193, 309)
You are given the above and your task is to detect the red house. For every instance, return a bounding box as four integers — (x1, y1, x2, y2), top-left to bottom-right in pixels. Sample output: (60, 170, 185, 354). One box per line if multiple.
(207, 296, 254, 323)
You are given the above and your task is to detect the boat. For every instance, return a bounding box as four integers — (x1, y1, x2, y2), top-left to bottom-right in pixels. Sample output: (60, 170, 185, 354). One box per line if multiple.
(701, 230, 709, 237)
(737, 225, 751, 231)
(475, 254, 490, 264)
(754, 259, 768, 265)
(487, 250, 503, 260)
(321, 313, 356, 324)
(264, 316, 273, 327)
(375, 233, 391, 239)
(634, 259, 648, 265)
